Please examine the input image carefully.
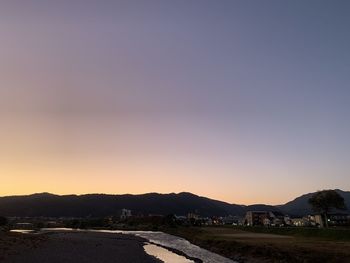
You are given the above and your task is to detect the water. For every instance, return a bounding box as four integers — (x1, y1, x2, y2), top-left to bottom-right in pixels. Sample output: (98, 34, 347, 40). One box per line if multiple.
(87, 229, 235, 263)
(126, 231, 235, 263)
(10, 229, 35, 234)
(144, 243, 194, 263)
(39, 228, 237, 263)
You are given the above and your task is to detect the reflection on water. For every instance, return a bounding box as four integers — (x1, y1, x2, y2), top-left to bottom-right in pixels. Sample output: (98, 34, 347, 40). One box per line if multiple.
(10, 229, 35, 234)
(41, 228, 75, 231)
(144, 243, 194, 263)
(130, 231, 235, 263)
(94, 230, 235, 263)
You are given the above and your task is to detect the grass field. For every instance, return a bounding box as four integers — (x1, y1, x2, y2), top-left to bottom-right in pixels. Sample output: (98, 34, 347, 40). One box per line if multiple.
(232, 225, 350, 241)
(162, 226, 350, 263)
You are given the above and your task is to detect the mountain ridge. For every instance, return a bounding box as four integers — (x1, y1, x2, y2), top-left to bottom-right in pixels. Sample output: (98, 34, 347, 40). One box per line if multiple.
(0, 190, 348, 217)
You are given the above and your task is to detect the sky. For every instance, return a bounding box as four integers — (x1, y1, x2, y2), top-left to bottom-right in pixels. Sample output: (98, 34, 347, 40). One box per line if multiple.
(0, 0, 349, 205)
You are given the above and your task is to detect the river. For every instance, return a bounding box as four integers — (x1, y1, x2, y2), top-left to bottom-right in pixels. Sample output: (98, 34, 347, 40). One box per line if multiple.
(36, 228, 237, 263)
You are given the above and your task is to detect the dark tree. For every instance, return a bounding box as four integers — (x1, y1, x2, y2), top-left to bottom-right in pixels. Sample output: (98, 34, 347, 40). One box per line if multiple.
(308, 190, 346, 227)
(163, 214, 176, 227)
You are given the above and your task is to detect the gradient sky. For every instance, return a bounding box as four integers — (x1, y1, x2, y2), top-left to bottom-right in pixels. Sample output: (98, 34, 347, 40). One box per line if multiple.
(1, 0, 349, 205)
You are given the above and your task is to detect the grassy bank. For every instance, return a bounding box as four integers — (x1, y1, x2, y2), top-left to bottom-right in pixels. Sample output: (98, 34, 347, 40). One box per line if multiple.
(227, 225, 350, 241)
(161, 226, 350, 263)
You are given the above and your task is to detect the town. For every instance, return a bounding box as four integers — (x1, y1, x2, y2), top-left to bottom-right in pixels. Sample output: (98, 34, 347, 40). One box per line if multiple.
(7, 209, 350, 231)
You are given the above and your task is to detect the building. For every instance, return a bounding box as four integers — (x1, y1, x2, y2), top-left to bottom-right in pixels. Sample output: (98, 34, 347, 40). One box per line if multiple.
(328, 213, 350, 226)
(245, 211, 270, 226)
(120, 209, 132, 220)
(187, 213, 199, 220)
(269, 211, 286, 226)
(310, 213, 350, 227)
(222, 215, 243, 225)
(291, 217, 311, 227)
(244, 211, 286, 226)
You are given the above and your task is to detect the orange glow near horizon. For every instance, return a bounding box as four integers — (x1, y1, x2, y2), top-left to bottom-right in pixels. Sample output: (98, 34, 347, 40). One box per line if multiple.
(0, 154, 318, 205)
(0, 113, 344, 205)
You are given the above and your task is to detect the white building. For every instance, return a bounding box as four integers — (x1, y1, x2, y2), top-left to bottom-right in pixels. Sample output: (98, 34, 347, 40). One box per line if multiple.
(120, 209, 132, 220)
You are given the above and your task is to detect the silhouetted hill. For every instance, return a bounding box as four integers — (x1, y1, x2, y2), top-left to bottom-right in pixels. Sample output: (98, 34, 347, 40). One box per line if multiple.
(278, 189, 350, 216)
(244, 204, 280, 212)
(0, 192, 245, 217)
(0, 190, 348, 218)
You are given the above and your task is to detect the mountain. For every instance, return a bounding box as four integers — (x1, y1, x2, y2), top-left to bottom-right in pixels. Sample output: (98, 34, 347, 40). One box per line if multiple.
(278, 189, 350, 216)
(0, 190, 349, 218)
(244, 204, 279, 212)
(0, 192, 245, 217)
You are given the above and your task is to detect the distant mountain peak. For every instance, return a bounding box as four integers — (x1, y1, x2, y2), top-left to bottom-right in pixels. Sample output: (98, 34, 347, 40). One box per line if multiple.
(279, 189, 350, 216)
(30, 192, 57, 197)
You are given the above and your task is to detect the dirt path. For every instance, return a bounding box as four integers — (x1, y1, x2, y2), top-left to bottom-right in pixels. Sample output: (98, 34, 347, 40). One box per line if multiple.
(1, 231, 161, 263)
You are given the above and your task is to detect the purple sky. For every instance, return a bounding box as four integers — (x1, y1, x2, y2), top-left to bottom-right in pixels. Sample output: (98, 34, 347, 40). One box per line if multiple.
(0, 1, 349, 204)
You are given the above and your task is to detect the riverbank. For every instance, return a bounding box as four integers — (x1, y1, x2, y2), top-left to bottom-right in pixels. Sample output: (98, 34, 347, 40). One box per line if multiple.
(4, 226, 349, 263)
(162, 226, 350, 263)
(0, 231, 46, 262)
(0, 231, 161, 263)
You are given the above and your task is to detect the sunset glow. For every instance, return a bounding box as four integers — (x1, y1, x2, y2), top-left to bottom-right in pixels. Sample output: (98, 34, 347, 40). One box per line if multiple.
(1, 1, 349, 205)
